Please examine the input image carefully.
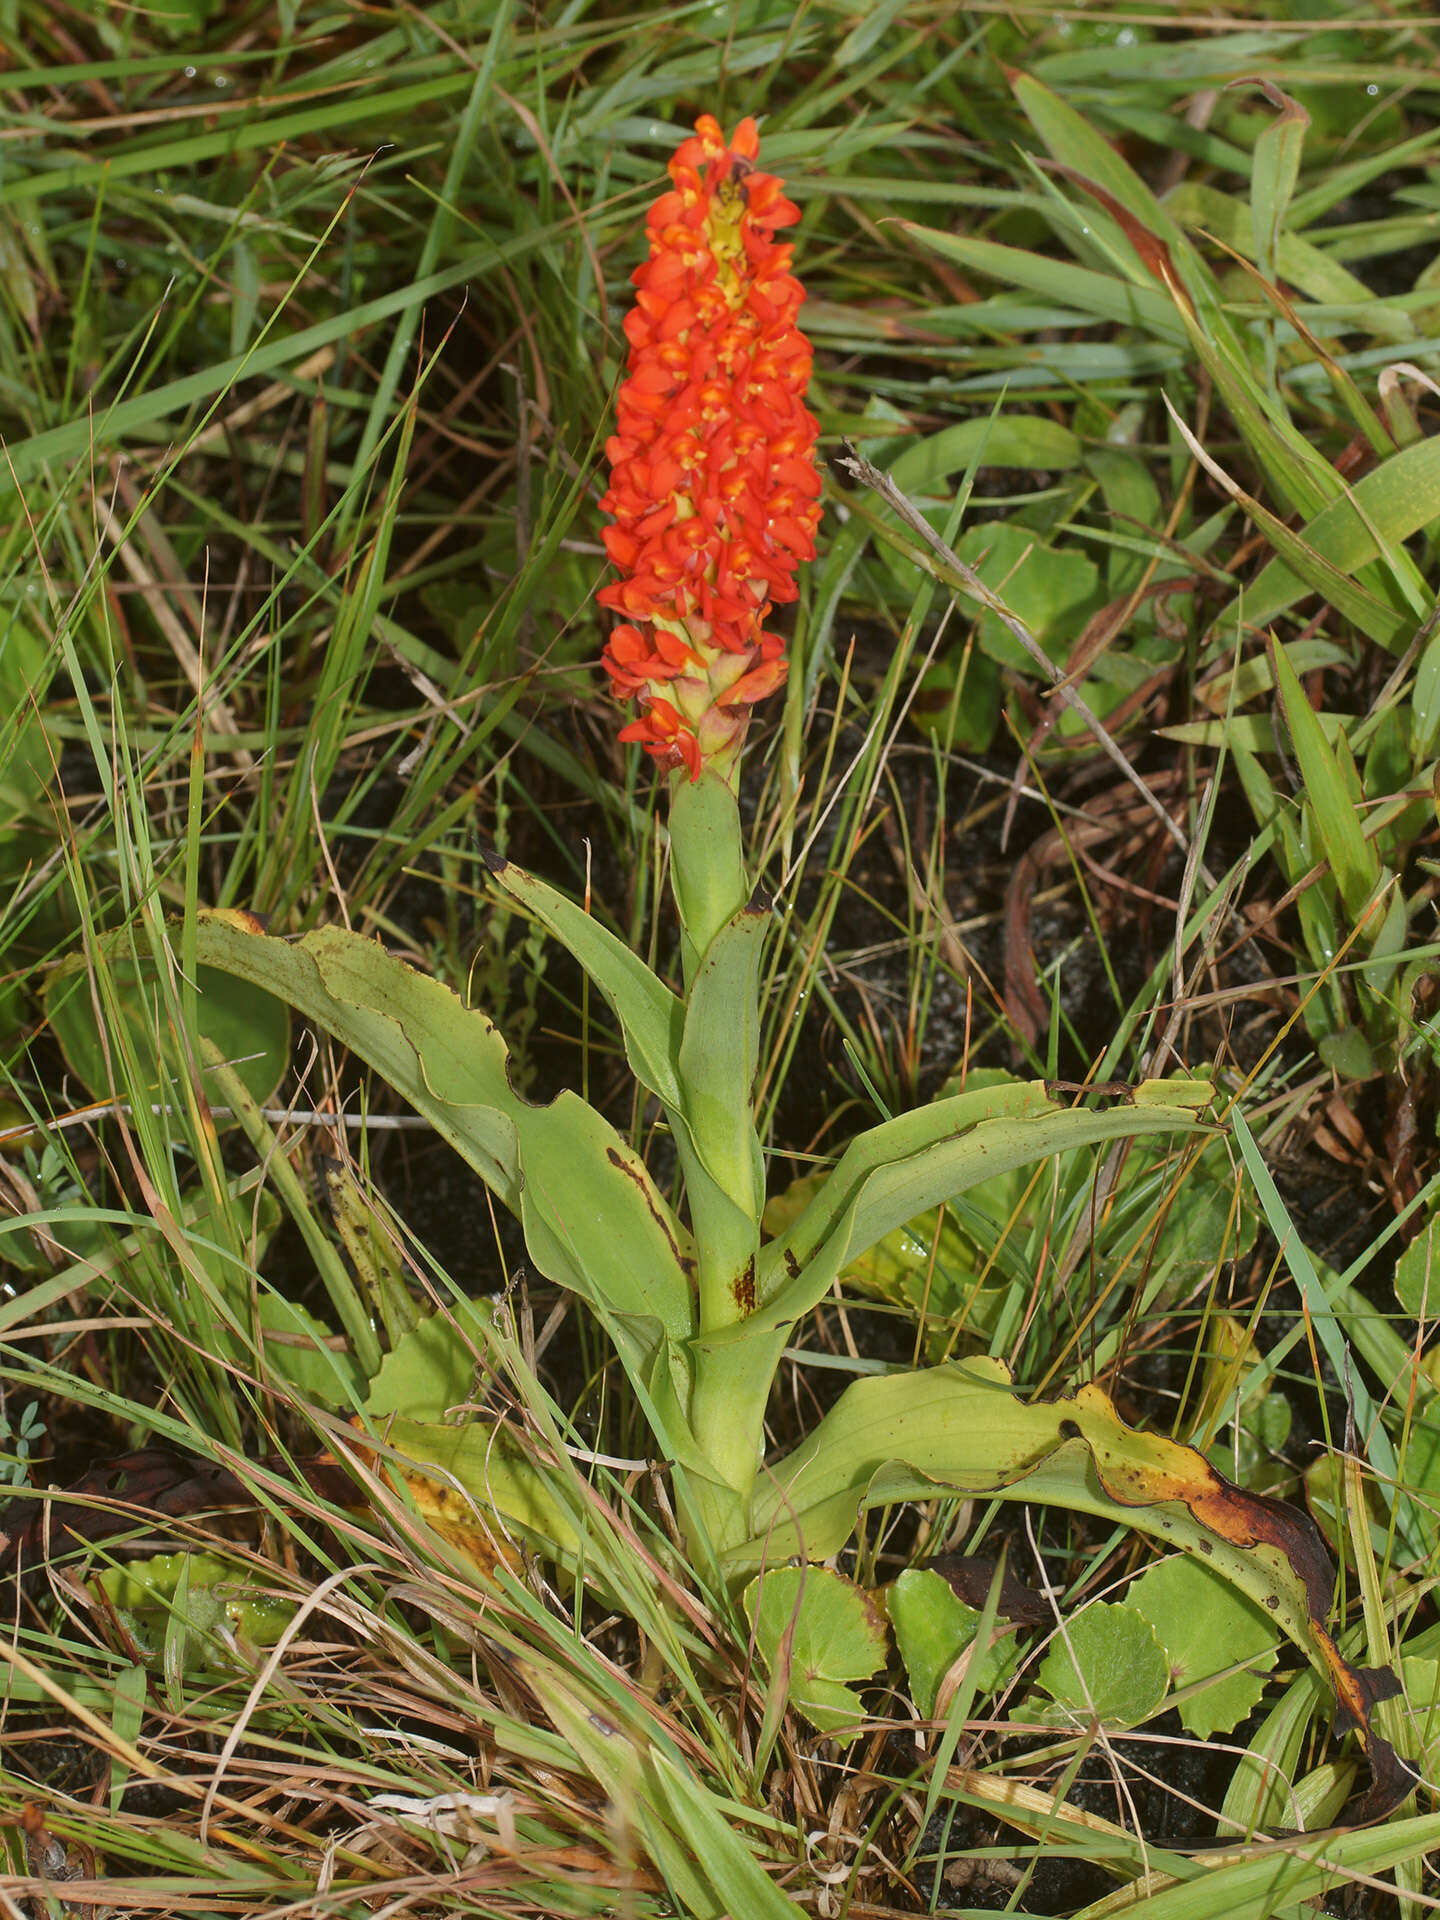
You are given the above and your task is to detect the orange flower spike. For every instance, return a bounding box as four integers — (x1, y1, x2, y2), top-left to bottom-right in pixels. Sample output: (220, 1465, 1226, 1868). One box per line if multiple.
(599, 115, 821, 780)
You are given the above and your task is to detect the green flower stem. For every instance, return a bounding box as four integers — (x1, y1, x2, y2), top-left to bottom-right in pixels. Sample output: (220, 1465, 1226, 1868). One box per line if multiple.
(666, 768, 775, 1496)
(686, 1323, 791, 1522)
(667, 769, 749, 989)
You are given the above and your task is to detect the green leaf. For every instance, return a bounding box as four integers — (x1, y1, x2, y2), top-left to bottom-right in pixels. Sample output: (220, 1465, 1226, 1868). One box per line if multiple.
(1167, 400, 1406, 644)
(763, 1118, 1251, 1362)
(108, 1663, 148, 1814)
(667, 769, 750, 978)
(734, 1353, 1381, 1756)
(949, 523, 1101, 673)
(96, 1551, 294, 1662)
(888, 416, 1083, 492)
(1413, 615, 1440, 755)
(1230, 1111, 1407, 1557)
(257, 1294, 366, 1409)
(677, 901, 769, 1218)
(1036, 1601, 1170, 1727)
(1161, 712, 1352, 752)
(482, 853, 684, 1110)
(0, 617, 58, 822)
(1248, 81, 1309, 287)
(1127, 1556, 1279, 1739)
(889, 1568, 1023, 1717)
(755, 1081, 1208, 1332)
(509, 1645, 798, 1920)
(1219, 1667, 1326, 1837)
(1395, 1217, 1440, 1320)
(909, 646, 1002, 751)
(44, 952, 289, 1108)
(1134, 1137, 1258, 1276)
(744, 1565, 889, 1738)
(1399, 1658, 1440, 1780)
(370, 1415, 584, 1567)
(643, 1750, 803, 1920)
(764, 1171, 1016, 1358)
(1165, 282, 1345, 526)
(1167, 182, 1409, 335)
(1084, 447, 1162, 594)
(365, 1300, 495, 1423)
(1216, 435, 1440, 646)
(756, 1077, 1046, 1299)
(192, 913, 695, 1362)
(1269, 636, 1381, 923)
(1008, 67, 1187, 249)
(146, 0, 218, 37)
(1083, 1815, 1440, 1920)
(899, 226, 1185, 341)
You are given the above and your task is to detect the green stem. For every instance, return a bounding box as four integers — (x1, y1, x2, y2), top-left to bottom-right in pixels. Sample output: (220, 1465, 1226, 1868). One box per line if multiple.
(686, 1322, 791, 1522)
(665, 766, 777, 1511)
(667, 768, 749, 988)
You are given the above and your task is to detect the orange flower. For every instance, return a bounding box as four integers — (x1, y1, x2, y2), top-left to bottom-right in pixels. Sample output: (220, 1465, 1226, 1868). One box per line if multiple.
(599, 115, 821, 779)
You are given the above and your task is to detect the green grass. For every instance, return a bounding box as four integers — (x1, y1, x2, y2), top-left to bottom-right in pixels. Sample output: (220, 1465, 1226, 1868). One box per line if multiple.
(7, 1, 1440, 1913)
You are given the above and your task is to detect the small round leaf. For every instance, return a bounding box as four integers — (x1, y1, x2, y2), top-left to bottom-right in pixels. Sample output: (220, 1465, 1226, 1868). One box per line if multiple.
(1036, 1601, 1169, 1727)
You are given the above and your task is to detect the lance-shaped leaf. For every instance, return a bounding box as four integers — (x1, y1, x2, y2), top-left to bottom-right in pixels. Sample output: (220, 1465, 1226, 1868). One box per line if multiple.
(756, 1077, 1046, 1297)
(1006, 66, 1188, 250)
(192, 912, 696, 1353)
(482, 848, 770, 1285)
(1250, 80, 1308, 277)
(511, 1647, 797, 1920)
(897, 227, 1184, 342)
(666, 768, 750, 978)
(1165, 397, 1400, 644)
(1166, 182, 1410, 336)
(1004, 66, 1341, 532)
(755, 1080, 1208, 1328)
(1269, 635, 1381, 924)
(481, 849, 685, 1111)
(1219, 435, 1440, 643)
(677, 898, 768, 1220)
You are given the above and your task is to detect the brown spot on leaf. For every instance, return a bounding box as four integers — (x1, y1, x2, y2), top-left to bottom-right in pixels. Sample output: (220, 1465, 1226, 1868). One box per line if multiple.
(604, 1145, 689, 1274)
(1085, 1430, 1334, 1617)
(734, 1257, 756, 1317)
(1065, 1384, 1411, 1825)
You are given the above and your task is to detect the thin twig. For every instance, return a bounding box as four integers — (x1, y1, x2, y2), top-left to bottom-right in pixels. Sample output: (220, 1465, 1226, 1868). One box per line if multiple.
(0, 1103, 434, 1150)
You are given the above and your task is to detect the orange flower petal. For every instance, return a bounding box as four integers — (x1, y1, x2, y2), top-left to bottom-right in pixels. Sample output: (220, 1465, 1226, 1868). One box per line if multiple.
(598, 115, 820, 778)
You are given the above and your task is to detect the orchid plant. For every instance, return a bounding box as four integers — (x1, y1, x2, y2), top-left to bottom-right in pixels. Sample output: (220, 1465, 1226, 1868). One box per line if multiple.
(192, 117, 1402, 1809)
